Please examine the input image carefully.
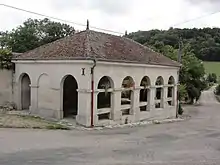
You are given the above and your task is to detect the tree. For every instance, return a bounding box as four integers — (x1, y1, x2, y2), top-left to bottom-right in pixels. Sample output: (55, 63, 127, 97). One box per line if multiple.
(0, 49, 12, 70)
(128, 28, 220, 61)
(3, 18, 75, 53)
(148, 42, 206, 103)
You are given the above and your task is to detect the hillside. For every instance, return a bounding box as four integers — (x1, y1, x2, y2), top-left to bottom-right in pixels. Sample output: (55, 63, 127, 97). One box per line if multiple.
(127, 28, 220, 61)
(203, 61, 220, 79)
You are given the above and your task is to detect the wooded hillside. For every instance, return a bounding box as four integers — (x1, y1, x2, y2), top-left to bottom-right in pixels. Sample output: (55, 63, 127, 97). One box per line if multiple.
(128, 28, 220, 61)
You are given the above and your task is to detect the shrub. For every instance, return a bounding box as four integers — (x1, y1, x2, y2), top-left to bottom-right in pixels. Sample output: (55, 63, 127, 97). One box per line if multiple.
(207, 73, 217, 83)
(0, 49, 12, 69)
(178, 103, 183, 115)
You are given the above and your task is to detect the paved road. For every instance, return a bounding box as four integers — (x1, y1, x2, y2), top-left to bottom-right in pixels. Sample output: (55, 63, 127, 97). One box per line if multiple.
(0, 87, 220, 165)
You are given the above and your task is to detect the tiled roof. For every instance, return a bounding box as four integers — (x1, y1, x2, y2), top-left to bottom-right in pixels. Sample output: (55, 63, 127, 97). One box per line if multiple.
(13, 30, 180, 67)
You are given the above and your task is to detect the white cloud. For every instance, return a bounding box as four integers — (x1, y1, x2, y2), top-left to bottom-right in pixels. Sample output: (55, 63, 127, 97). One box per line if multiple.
(1, 0, 220, 34)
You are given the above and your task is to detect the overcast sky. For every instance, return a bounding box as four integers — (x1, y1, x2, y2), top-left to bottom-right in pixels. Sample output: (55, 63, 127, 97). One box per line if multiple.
(1, 0, 220, 34)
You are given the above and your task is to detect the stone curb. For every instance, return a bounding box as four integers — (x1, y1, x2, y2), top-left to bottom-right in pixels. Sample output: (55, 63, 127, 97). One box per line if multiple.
(66, 116, 190, 131)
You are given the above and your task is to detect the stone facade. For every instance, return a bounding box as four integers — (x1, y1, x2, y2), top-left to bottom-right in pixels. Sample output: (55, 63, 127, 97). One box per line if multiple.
(0, 69, 14, 105)
(11, 60, 179, 127)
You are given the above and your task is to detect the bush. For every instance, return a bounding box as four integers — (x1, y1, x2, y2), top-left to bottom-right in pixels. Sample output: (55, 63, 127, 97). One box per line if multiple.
(178, 103, 183, 115)
(207, 73, 217, 83)
(178, 84, 188, 101)
(0, 49, 12, 70)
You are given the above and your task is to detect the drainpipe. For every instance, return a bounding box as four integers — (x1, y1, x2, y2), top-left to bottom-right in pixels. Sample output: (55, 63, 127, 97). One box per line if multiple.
(91, 59, 97, 127)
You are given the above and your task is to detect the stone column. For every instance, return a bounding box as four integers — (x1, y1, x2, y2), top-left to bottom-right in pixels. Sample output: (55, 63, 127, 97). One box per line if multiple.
(162, 86, 168, 108)
(29, 84, 38, 114)
(173, 84, 178, 106)
(76, 89, 98, 127)
(131, 88, 140, 121)
(111, 89, 122, 121)
(149, 86, 156, 111)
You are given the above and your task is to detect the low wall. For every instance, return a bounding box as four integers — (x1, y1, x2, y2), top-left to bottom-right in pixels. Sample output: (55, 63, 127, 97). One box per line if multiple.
(0, 69, 13, 105)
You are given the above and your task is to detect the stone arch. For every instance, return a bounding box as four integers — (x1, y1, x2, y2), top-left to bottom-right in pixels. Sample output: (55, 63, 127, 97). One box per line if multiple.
(61, 75, 78, 118)
(97, 76, 114, 120)
(168, 76, 175, 85)
(121, 76, 134, 115)
(155, 76, 164, 108)
(155, 76, 164, 85)
(140, 76, 151, 111)
(19, 73, 31, 110)
(168, 76, 175, 106)
(37, 73, 51, 110)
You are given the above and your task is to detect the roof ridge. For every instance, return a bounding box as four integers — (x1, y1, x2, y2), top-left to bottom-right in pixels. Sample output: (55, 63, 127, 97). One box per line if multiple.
(84, 30, 92, 59)
(123, 35, 180, 66)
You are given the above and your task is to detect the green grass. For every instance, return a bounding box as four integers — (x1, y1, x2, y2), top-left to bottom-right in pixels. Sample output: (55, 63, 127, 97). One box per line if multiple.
(203, 61, 220, 80)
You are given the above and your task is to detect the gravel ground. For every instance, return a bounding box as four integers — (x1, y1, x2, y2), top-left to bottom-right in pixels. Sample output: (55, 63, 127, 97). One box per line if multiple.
(0, 87, 219, 165)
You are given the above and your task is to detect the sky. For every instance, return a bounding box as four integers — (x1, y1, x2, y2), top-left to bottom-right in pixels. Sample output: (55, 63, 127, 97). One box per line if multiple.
(1, 0, 220, 35)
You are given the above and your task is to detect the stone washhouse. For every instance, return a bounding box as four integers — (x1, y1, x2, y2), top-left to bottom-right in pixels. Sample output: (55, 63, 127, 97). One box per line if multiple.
(11, 26, 180, 127)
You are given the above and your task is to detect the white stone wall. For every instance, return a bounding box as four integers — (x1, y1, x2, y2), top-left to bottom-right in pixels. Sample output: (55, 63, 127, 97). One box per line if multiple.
(12, 60, 179, 127)
(0, 69, 13, 105)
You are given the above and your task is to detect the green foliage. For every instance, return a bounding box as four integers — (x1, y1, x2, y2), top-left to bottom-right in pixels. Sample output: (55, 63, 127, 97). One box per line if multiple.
(1, 18, 75, 53)
(178, 103, 183, 115)
(136, 34, 207, 103)
(178, 84, 188, 101)
(207, 73, 217, 83)
(0, 49, 12, 69)
(128, 28, 220, 61)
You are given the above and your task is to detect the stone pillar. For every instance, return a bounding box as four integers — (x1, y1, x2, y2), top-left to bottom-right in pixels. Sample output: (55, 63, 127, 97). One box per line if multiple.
(50, 87, 62, 119)
(162, 86, 168, 108)
(76, 89, 98, 127)
(29, 84, 38, 113)
(149, 87, 156, 111)
(132, 88, 140, 121)
(173, 85, 178, 106)
(111, 89, 122, 121)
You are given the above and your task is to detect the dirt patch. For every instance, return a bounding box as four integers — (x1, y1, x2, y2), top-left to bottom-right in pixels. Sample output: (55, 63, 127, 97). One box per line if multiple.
(0, 114, 70, 130)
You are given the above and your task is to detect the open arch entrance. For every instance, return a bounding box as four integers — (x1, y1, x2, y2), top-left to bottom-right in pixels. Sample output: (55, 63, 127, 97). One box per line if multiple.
(155, 76, 164, 108)
(97, 76, 114, 120)
(121, 76, 134, 115)
(21, 74, 31, 110)
(168, 76, 175, 106)
(140, 76, 151, 111)
(62, 75, 78, 118)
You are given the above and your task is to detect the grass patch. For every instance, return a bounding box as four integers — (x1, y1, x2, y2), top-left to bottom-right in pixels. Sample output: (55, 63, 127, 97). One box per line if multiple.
(203, 61, 220, 79)
(46, 124, 70, 130)
(0, 114, 70, 130)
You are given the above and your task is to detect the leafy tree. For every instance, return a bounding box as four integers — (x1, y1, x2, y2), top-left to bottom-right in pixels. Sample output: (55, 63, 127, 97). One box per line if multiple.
(2, 18, 75, 53)
(147, 42, 206, 103)
(0, 49, 12, 70)
(128, 28, 220, 61)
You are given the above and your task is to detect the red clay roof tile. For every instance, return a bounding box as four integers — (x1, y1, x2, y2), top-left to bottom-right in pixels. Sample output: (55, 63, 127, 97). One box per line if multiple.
(13, 30, 180, 67)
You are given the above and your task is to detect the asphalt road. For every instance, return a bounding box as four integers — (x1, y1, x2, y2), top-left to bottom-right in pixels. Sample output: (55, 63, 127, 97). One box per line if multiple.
(0, 87, 220, 165)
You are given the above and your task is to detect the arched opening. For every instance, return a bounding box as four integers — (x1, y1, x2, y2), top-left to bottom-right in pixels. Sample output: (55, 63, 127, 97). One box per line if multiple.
(155, 76, 164, 108)
(121, 76, 134, 115)
(20, 73, 31, 110)
(140, 76, 151, 111)
(62, 75, 78, 118)
(168, 76, 175, 106)
(97, 76, 114, 120)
